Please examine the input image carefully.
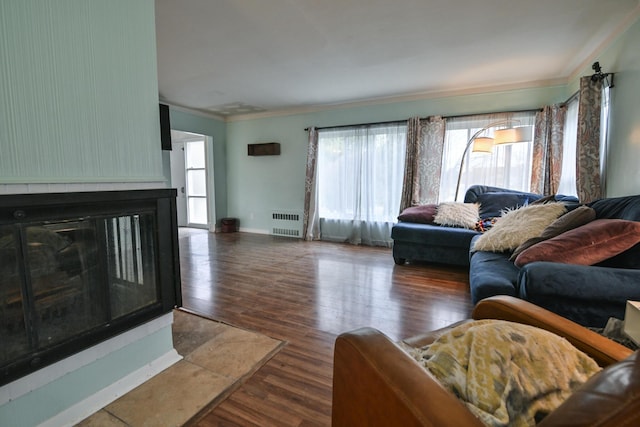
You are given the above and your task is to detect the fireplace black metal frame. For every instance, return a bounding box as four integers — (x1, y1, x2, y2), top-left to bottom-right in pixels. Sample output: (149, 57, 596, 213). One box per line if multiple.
(0, 189, 182, 386)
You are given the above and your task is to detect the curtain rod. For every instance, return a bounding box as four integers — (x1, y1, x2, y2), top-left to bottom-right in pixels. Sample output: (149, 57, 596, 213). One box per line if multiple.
(441, 107, 542, 120)
(563, 90, 579, 105)
(304, 119, 406, 132)
(559, 70, 614, 107)
(304, 108, 542, 131)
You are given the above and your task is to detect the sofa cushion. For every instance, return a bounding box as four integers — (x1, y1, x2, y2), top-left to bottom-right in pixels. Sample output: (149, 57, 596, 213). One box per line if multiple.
(477, 191, 541, 219)
(514, 219, 640, 267)
(469, 247, 519, 304)
(397, 204, 437, 224)
(588, 195, 640, 269)
(530, 194, 557, 205)
(433, 202, 479, 229)
(589, 195, 640, 221)
(472, 203, 567, 253)
(598, 243, 640, 270)
(463, 185, 541, 204)
(392, 222, 479, 248)
(408, 319, 601, 427)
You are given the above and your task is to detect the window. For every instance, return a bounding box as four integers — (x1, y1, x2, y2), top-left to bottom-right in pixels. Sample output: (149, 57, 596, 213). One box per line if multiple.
(600, 85, 611, 191)
(316, 123, 406, 246)
(557, 84, 611, 198)
(185, 140, 207, 225)
(557, 98, 578, 197)
(439, 112, 536, 201)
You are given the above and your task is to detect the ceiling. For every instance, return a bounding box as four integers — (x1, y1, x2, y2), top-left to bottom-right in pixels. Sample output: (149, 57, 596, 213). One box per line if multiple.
(155, 0, 640, 119)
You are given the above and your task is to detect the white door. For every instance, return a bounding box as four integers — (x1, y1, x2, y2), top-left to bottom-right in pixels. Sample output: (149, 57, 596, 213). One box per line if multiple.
(170, 131, 212, 229)
(170, 142, 188, 226)
(184, 139, 208, 227)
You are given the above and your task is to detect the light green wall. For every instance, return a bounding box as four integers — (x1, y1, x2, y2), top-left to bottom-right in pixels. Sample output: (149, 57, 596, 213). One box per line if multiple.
(0, 326, 173, 427)
(165, 109, 228, 226)
(531, 15, 640, 198)
(0, 1, 174, 425)
(0, 0, 164, 183)
(594, 16, 640, 196)
(226, 86, 566, 232)
(224, 15, 640, 232)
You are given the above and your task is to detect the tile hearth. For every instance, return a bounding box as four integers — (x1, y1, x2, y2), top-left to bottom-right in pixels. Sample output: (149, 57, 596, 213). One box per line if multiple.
(77, 310, 284, 427)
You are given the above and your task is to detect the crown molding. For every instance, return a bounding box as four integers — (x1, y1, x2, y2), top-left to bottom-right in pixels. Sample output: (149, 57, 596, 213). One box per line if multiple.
(568, 4, 640, 83)
(225, 78, 567, 122)
(159, 99, 227, 122)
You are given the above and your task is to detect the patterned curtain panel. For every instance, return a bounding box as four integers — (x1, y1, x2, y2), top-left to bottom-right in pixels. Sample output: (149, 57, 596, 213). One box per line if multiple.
(399, 117, 420, 212)
(303, 127, 320, 240)
(531, 105, 565, 195)
(576, 76, 603, 203)
(399, 116, 445, 211)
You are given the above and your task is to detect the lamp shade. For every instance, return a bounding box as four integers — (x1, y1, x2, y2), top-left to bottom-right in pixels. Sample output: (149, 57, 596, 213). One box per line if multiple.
(493, 126, 533, 145)
(472, 137, 494, 153)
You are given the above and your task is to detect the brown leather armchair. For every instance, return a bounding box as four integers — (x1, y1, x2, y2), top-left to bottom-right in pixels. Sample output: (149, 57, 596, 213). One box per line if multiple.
(332, 296, 639, 426)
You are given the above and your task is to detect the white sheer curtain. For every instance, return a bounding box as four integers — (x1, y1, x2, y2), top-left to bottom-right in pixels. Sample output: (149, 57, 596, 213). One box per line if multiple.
(599, 85, 611, 194)
(317, 123, 407, 247)
(557, 98, 578, 197)
(439, 112, 537, 201)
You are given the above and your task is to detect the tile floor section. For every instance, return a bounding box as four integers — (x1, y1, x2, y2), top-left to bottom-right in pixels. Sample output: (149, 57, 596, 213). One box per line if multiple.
(77, 310, 284, 427)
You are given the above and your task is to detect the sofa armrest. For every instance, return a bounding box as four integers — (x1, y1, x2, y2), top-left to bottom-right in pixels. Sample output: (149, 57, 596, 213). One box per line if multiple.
(472, 296, 633, 366)
(332, 327, 484, 427)
(538, 352, 640, 427)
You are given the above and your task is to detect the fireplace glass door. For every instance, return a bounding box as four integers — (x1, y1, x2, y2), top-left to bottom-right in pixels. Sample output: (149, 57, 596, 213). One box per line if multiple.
(0, 188, 179, 387)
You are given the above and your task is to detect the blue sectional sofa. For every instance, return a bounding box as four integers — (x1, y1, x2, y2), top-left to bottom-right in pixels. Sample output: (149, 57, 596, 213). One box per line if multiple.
(392, 186, 640, 327)
(512, 194, 640, 327)
(391, 185, 545, 267)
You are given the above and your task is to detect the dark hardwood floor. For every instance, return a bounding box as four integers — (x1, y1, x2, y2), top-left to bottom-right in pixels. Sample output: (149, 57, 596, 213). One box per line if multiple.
(179, 228, 473, 426)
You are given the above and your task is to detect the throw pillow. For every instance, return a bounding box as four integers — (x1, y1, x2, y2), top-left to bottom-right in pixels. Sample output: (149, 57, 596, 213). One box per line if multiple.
(539, 205, 596, 239)
(514, 218, 640, 267)
(433, 202, 479, 229)
(472, 203, 567, 253)
(510, 205, 596, 260)
(530, 194, 558, 205)
(477, 192, 541, 219)
(397, 204, 438, 224)
(405, 319, 601, 427)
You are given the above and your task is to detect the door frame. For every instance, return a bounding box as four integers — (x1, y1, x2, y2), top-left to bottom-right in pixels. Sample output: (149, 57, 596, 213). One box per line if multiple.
(169, 130, 216, 231)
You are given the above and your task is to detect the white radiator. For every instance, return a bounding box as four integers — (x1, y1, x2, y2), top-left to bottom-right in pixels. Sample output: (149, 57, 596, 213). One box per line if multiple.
(271, 210, 303, 238)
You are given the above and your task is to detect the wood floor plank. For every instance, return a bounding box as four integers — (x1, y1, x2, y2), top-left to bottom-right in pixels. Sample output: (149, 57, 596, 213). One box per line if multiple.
(180, 229, 473, 426)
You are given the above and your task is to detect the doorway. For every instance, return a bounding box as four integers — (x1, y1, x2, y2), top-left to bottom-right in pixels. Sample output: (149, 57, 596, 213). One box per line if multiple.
(170, 131, 212, 229)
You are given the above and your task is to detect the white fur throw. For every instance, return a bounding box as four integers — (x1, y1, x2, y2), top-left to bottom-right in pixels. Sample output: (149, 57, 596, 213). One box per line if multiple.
(472, 203, 567, 252)
(433, 202, 479, 229)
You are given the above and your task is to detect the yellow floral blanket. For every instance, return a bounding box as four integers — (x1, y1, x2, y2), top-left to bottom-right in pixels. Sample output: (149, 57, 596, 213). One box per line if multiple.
(403, 320, 601, 426)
